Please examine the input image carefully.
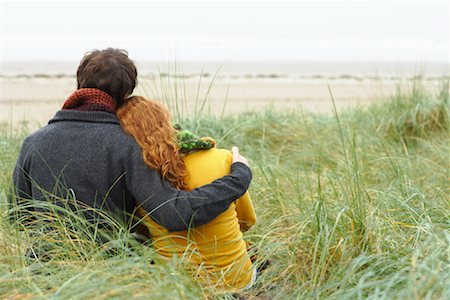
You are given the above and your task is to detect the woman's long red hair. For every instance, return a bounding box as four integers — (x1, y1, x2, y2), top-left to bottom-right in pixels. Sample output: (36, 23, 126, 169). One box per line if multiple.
(117, 96, 188, 190)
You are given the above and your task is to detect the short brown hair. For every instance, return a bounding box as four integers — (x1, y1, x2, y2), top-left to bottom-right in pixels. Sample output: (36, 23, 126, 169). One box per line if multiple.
(76, 48, 137, 105)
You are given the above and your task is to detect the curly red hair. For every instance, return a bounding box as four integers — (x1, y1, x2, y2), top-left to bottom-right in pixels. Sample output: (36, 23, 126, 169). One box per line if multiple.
(117, 96, 188, 190)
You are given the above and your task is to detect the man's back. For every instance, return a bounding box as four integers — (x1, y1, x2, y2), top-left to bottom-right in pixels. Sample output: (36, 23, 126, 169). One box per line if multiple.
(13, 110, 137, 225)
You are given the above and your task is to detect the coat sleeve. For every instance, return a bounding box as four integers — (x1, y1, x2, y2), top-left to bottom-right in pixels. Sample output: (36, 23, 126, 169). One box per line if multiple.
(124, 143, 252, 232)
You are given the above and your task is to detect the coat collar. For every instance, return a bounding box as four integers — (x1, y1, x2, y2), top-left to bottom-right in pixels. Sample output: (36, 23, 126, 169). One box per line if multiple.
(48, 110, 120, 125)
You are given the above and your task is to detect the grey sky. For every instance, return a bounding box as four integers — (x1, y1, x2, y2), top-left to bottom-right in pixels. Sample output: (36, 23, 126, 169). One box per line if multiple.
(1, 0, 448, 62)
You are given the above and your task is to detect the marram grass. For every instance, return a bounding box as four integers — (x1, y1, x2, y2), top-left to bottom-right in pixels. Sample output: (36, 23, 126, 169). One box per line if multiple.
(0, 80, 449, 299)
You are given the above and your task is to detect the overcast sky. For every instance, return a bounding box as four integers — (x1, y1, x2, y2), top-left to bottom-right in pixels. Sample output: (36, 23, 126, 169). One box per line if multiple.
(0, 0, 449, 63)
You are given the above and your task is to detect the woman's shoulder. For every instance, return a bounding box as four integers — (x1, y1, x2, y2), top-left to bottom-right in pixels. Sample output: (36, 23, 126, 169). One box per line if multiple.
(198, 147, 232, 159)
(183, 148, 232, 165)
(212, 148, 232, 157)
(182, 148, 234, 184)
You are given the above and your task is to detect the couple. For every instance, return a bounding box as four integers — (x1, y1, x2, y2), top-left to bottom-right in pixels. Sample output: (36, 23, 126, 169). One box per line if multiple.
(10, 48, 257, 291)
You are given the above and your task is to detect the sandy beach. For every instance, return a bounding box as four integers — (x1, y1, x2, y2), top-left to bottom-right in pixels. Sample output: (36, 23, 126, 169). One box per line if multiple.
(1, 61, 447, 129)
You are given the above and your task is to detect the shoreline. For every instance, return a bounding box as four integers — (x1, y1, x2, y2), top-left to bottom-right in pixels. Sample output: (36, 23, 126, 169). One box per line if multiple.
(1, 73, 448, 81)
(2, 60, 448, 76)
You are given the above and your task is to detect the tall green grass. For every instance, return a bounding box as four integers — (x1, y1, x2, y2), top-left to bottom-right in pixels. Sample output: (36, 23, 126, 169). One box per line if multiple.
(0, 77, 449, 299)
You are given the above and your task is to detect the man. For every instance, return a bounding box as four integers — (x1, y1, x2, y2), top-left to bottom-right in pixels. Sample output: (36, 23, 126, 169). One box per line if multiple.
(10, 48, 252, 233)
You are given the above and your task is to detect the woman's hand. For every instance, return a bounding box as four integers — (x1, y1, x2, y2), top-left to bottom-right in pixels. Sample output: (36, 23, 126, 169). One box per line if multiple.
(232, 146, 249, 167)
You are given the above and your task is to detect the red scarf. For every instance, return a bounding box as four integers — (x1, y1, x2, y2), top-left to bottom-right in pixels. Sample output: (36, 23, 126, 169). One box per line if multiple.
(62, 88, 117, 113)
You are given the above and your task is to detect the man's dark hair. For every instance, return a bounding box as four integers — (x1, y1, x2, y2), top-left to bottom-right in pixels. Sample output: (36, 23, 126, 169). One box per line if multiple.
(76, 48, 137, 106)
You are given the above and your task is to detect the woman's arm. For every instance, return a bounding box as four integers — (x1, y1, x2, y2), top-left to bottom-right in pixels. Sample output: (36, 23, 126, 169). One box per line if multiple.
(235, 191, 257, 232)
(223, 148, 256, 232)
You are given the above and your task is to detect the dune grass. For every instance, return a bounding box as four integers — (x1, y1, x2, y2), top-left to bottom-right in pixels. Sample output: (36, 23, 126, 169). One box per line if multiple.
(0, 78, 449, 299)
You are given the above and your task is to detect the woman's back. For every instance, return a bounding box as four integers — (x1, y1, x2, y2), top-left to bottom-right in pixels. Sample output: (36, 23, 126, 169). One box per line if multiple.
(142, 148, 256, 290)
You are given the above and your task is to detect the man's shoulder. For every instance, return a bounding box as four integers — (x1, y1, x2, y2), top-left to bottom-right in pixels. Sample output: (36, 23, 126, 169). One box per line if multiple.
(22, 123, 54, 145)
(23, 113, 138, 150)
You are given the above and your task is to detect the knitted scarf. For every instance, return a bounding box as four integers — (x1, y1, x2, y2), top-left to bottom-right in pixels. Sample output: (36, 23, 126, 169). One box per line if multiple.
(62, 88, 117, 113)
(174, 124, 216, 153)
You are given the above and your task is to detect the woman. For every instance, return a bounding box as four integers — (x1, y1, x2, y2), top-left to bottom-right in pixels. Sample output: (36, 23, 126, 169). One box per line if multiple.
(117, 96, 257, 291)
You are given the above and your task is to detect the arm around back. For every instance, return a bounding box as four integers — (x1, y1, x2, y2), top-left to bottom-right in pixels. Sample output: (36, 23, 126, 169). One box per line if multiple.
(124, 143, 252, 232)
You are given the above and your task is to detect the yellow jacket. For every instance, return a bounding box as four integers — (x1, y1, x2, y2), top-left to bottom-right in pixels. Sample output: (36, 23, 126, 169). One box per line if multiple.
(140, 148, 257, 290)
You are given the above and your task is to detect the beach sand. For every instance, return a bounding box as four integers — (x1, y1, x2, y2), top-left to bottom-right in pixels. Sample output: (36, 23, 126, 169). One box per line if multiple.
(1, 60, 447, 129)
(1, 75, 444, 129)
